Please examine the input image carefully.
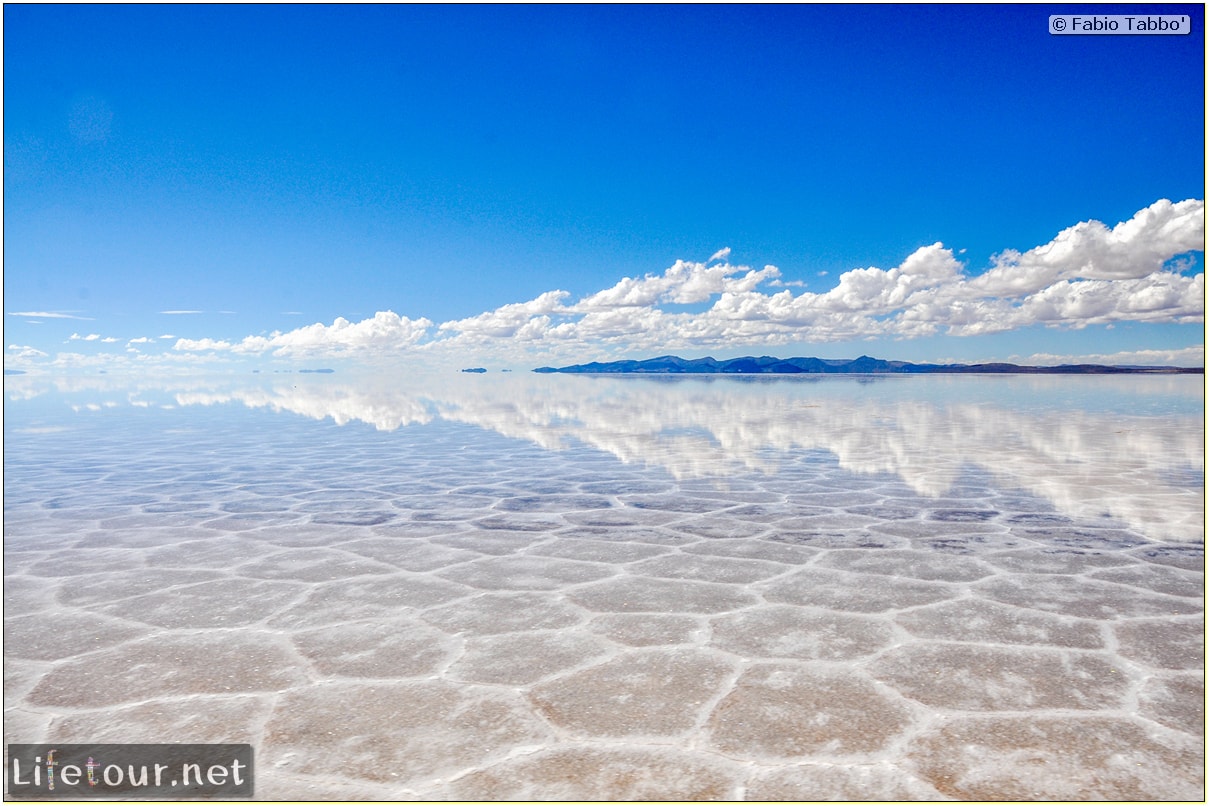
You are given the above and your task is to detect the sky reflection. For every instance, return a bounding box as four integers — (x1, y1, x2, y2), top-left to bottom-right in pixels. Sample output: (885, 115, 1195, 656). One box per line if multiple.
(7, 372, 1203, 542)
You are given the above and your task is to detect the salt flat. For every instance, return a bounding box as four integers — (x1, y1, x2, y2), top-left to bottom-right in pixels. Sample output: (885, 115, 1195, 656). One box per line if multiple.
(4, 372, 1203, 800)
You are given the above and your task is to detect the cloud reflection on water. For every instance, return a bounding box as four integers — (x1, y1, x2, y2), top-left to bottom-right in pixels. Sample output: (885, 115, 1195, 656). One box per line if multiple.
(7, 372, 1203, 541)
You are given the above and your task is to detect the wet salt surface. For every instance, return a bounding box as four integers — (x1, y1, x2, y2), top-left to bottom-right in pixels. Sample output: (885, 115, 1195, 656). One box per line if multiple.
(4, 373, 1204, 800)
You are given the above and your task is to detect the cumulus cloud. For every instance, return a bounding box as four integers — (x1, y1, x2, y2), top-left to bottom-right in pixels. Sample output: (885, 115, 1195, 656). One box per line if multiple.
(573, 258, 781, 311)
(247, 311, 433, 356)
(139, 198, 1202, 365)
(7, 345, 48, 359)
(1018, 273, 1205, 328)
(175, 311, 433, 358)
(971, 198, 1205, 295)
(438, 291, 568, 339)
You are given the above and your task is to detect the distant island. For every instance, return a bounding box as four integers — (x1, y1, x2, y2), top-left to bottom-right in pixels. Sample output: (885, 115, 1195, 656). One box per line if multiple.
(534, 355, 1203, 375)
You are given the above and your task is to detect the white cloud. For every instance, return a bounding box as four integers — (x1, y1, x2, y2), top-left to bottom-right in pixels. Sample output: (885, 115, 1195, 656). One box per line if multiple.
(6, 345, 48, 359)
(438, 291, 568, 339)
(49, 352, 138, 369)
(173, 337, 234, 351)
(809, 243, 963, 315)
(69, 333, 102, 342)
(1018, 273, 1204, 328)
(249, 311, 433, 356)
(175, 311, 433, 358)
(16, 198, 1202, 371)
(1014, 345, 1205, 367)
(573, 258, 781, 311)
(9, 311, 92, 320)
(161, 310, 204, 315)
(460, 201, 1194, 356)
(971, 198, 1205, 295)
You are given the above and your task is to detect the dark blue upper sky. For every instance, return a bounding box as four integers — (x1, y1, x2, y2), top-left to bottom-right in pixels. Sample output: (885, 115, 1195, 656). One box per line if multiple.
(4, 4, 1204, 370)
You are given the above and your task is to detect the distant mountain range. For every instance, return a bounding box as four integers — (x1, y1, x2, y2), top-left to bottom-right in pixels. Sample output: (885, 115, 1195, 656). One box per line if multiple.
(533, 355, 1203, 375)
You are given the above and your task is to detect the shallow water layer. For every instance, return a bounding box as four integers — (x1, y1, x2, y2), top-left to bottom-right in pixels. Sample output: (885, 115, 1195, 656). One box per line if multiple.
(4, 372, 1204, 800)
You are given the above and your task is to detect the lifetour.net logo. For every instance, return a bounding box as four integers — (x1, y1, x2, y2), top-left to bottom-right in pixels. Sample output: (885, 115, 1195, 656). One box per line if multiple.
(7, 744, 254, 799)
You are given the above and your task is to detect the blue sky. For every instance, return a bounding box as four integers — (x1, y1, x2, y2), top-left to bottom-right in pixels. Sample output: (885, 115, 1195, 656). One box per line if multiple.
(4, 4, 1204, 372)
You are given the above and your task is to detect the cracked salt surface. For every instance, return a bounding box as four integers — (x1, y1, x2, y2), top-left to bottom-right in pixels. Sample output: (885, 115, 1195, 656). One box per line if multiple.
(4, 372, 1204, 800)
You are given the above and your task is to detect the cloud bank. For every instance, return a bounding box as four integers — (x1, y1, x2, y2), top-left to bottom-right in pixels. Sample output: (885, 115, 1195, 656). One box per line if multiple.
(175, 311, 435, 358)
(8, 198, 1203, 372)
(180, 197, 1202, 363)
